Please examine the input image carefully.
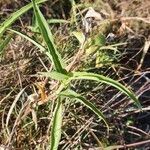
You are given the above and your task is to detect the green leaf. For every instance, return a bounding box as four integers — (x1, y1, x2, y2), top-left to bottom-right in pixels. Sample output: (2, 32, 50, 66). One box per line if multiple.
(85, 34, 106, 56)
(70, 0, 77, 24)
(47, 19, 69, 24)
(0, 0, 47, 37)
(39, 71, 70, 81)
(69, 72, 141, 109)
(50, 98, 63, 150)
(60, 89, 108, 129)
(8, 29, 52, 60)
(94, 34, 106, 46)
(85, 45, 97, 55)
(72, 31, 85, 45)
(0, 34, 13, 57)
(32, 0, 67, 74)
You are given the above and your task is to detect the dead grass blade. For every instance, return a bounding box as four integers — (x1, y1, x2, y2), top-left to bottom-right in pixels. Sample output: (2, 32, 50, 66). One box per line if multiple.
(6, 87, 26, 127)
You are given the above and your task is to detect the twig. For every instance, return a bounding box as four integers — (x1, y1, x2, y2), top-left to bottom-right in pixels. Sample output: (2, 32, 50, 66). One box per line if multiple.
(105, 139, 150, 150)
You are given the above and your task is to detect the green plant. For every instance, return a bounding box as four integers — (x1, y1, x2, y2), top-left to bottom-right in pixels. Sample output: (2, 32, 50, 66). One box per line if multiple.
(0, 34, 13, 59)
(0, 0, 141, 149)
(0, 0, 47, 37)
(0, 0, 47, 59)
(31, 0, 141, 149)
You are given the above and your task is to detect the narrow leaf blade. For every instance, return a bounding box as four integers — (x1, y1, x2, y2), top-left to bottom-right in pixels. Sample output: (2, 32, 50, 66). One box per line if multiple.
(9, 29, 52, 60)
(32, 0, 66, 74)
(0, 0, 47, 37)
(60, 89, 108, 129)
(50, 98, 63, 150)
(0, 34, 13, 57)
(72, 31, 85, 45)
(39, 71, 70, 81)
(70, 72, 141, 108)
(47, 19, 69, 24)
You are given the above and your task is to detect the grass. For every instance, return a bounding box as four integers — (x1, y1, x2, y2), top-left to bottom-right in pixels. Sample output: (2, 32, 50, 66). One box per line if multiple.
(0, 0, 149, 149)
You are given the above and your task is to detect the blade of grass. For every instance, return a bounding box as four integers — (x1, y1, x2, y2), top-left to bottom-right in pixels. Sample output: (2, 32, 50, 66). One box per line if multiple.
(6, 88, 26, 127)
(70, 0, 77, 25)
(8, 29, 52, 60)
(47, 19, 69, 24)
(0, 34, 13, 57)
(32, 0, 67, 74)
(50, 98, 63, 150)
(72, 31, 85, 45)
(39, 71, 70, 81)
(60, 89, 108, 129)
(70, 72, 141, 108)
(0, 0, 47, 37)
